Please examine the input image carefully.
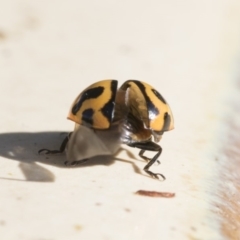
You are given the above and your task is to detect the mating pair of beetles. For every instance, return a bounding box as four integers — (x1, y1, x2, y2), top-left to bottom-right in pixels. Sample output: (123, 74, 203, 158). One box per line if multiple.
(40, 79, 174, 180)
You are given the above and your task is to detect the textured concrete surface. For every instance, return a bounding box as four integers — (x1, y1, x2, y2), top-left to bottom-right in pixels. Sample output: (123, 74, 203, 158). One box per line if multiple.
(1, 1, 240, 239)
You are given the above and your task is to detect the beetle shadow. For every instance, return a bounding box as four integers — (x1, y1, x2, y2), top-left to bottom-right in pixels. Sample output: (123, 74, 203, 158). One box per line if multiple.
(0, 131, 142, 182)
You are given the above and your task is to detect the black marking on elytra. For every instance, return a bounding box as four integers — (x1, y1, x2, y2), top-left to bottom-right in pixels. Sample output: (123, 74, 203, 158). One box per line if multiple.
(131, 80, 159, 120)
(151, 89, 166, 104)
(162, 112, 171, 131)
(72, 86, 104, 115)
(82, 108, 94, 125)
(101, 80, 118, 125)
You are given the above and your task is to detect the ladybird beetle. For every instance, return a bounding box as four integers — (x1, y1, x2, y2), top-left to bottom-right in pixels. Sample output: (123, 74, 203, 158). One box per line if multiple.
(39, 79, 174, 180)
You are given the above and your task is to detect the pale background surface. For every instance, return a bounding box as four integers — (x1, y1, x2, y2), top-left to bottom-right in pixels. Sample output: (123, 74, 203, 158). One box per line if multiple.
(0, 1, 240, 239)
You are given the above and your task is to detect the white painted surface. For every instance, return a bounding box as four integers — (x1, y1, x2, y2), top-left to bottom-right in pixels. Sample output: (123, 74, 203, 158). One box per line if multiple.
(0, 1, 240, 239)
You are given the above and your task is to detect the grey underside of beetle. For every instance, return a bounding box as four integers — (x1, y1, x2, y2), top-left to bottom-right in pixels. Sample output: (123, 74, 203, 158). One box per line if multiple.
(66, 123, 122, 161)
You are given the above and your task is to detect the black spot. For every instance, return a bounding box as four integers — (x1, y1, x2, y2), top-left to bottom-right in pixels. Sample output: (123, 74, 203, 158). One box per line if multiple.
(131, 81, 159, 119)
(164, 112, 168, 119)
(162, 112, 171, 131)
(152, 89, 166, 104)
(72, 86, 104, 115)
(101, 80, 118, 124)
(82, 108, 94, 125)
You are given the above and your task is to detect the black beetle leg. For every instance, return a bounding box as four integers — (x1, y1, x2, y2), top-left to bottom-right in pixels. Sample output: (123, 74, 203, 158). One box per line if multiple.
(38, 132, 72, 155)
(139, 149, 160, 165)
(128, 141, 165, 180)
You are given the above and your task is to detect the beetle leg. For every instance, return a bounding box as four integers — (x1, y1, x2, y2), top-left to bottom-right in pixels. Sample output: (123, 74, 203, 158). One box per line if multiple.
(127, 142, 165, 180)
(139, 149, 160, 165)
(38, 132, 72, 155)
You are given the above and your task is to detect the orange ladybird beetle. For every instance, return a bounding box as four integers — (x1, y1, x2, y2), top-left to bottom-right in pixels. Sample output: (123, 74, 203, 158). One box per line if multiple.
(39, 80, 174, 180)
